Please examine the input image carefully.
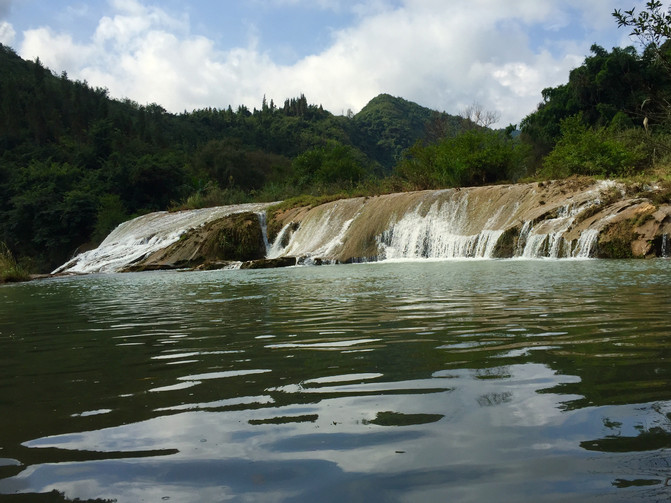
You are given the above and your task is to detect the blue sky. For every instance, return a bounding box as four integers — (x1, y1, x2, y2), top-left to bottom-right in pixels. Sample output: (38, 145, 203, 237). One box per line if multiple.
(0, 0, 653, 125)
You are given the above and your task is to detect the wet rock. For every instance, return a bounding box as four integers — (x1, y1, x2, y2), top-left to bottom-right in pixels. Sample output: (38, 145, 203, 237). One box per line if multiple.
(491, 226, 520, 258)
(121, 212, 265, 272)
(240, 257, 297, 269)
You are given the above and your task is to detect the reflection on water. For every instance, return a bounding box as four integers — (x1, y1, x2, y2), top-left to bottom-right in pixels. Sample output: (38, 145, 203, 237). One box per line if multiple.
(1, 260, 671, 502)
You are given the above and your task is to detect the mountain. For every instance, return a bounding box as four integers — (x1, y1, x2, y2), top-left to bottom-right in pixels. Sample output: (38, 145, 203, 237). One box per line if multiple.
(351, 94, 463, 172)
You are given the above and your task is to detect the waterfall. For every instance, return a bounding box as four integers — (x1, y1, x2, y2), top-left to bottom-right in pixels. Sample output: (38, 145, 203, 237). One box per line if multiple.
(55, 179, 649, 274)
(268, 182, 615, 263)
(663, 234, 670, 258)
(376, 196, 504, 259)
(257, 211, 271, 255)
(267, 223, 293, 259)
(268, 201, 365, 260)
(53, 203, 275, 274)
(271, 182, 611, 261)
(574, 229, 599, 258)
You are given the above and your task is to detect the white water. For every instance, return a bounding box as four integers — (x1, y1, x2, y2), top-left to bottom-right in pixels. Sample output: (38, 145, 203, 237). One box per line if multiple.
(269, 182, 616, 263)
(53, 203, 275, 274)
(257, 211, 271, 255)
(55, 181, 631, 274)
(267, 202, 363, 260)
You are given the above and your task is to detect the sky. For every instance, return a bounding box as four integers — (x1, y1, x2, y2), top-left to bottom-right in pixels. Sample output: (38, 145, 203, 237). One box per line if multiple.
(0, 0, 655, 126)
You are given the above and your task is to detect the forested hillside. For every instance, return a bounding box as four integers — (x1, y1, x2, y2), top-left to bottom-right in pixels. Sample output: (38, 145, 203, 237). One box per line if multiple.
(0, 43, 464, 271)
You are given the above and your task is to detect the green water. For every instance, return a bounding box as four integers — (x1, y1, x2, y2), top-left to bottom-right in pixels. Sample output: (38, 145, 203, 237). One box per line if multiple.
(0, 260, 670, 502)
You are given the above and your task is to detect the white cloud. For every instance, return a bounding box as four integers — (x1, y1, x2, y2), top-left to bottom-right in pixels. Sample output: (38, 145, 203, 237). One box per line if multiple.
(16, 0, 643, 125)
(21, 27, 96, 70)
(0, 20, 14, 46)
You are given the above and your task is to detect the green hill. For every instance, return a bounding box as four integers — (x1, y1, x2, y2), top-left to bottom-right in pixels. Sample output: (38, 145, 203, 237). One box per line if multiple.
(351, 94, 462, 171)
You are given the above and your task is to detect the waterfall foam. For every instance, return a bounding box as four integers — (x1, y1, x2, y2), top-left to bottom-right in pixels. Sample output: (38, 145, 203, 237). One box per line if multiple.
(53, 203, 274, 274)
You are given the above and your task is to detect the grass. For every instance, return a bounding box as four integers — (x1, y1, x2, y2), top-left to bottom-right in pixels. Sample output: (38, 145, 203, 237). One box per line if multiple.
(0, 242, 30, 283)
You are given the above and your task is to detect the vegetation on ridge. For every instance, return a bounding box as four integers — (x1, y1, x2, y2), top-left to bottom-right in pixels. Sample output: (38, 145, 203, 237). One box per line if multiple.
(1, 1, 671, 274)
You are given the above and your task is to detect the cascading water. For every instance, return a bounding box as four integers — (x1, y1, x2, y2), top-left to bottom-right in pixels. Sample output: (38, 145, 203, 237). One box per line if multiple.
(267, 201, 364, 261)
(268, 182, 617, 263)
(377, 198, 506, 260)
(55, 179, 662, 274)
(53, 203, 275, 274)
(574, 229, 600, 258)
(257, 211, 271, 255)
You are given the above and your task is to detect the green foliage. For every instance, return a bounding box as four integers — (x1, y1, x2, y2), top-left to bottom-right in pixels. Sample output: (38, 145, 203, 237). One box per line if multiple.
(0, 242, 29, 283)
(520, 44, 671, 158)
(172, 182, 250, 211)
(292, 141, 369, 190)
(613, 1, 671, 69)
(541, 114, 649, 178)
(520, 31, 671, 179)
(192, 138, 291, 191)
(92, 194, 129, 243)
(396, 129, 530, 189)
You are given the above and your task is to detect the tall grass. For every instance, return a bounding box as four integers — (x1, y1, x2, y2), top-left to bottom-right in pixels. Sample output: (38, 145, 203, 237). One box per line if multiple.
(0, 242, 29, 283)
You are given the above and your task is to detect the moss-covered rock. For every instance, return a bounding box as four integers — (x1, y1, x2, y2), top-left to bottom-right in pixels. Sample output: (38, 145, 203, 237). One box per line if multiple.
(122, 212, 266, 272)
(491, 226, 520, 258)
(210, 212, 266, 261)
(596, 220, 637, 258)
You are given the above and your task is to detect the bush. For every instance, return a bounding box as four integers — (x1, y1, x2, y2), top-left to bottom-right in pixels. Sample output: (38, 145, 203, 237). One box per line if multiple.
(171, 182, 250, 211)
(396, 129, 530, 189)
(541, 114, 648, 178)
(0, 242, 29, 282)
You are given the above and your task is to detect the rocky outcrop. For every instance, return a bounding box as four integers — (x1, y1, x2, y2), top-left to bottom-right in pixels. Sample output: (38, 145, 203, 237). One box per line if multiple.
(595, 203, 671, 258)
(122, 212, 266, 272)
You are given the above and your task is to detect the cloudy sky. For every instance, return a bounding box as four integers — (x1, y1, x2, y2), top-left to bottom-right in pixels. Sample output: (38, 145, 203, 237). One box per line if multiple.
(0, 0, 652, 125)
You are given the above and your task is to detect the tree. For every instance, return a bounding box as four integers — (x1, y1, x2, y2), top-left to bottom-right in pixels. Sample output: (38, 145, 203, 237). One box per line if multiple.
(459, 102, 500, 129)
(613, 1, 671, 71)
(292, 141, 368, 190)
(520, 43, 671, 161)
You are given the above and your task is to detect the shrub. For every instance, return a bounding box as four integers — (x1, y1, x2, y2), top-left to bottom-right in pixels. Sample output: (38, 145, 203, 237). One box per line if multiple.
(541, 114, 648, 178)
(0, 242, 30, 283)
(396, 129, 530, 189)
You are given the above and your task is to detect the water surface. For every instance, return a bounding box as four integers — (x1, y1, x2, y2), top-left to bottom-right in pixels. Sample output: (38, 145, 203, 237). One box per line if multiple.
(1, 260, 670, 501)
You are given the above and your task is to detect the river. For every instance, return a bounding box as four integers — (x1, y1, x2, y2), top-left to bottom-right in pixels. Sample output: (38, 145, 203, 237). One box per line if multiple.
(1, 259, 670, 502)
